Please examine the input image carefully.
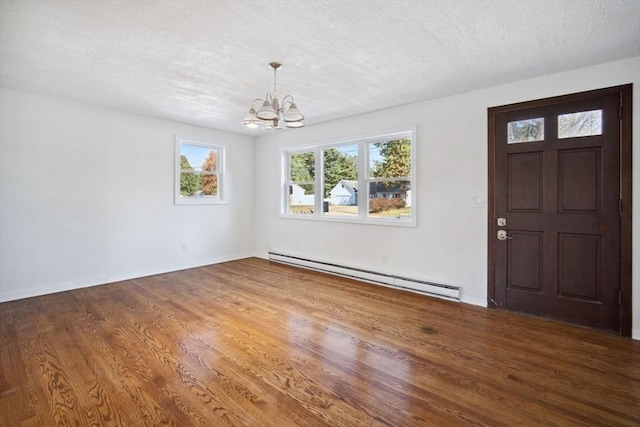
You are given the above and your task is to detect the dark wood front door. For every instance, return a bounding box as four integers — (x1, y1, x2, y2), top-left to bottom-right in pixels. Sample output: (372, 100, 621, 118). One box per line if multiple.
(488, 85, 632, 335)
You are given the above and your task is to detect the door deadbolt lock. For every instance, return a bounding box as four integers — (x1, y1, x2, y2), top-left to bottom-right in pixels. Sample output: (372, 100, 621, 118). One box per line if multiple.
(497, 230, 513, 240)
(497, 218, 506, 226)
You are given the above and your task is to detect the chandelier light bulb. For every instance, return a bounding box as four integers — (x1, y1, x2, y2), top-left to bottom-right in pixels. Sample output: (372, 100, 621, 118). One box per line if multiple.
(285, 121, 305, 128)
(256, 101, 278, 120)
(283, 103, 304, 122)
(241, 108, 262, 128)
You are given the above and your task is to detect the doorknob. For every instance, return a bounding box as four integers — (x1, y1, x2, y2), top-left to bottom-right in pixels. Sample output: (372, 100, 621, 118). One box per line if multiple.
(497, 230, 513, 240)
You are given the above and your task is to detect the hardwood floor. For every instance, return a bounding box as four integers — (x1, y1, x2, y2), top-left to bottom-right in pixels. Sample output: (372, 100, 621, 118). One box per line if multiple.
(1, 258, 638, 426)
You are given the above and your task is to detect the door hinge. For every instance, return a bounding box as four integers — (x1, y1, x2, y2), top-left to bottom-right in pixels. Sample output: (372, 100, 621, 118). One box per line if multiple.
(619, 101, 623, 120)
(619, 290, 622, 306)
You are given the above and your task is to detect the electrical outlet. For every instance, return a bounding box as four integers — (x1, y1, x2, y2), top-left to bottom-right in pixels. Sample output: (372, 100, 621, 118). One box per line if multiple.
(181, 243, 188, 252)
(382, 254, 389, 264)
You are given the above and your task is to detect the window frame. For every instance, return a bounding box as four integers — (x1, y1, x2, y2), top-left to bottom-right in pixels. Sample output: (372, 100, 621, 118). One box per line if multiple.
(281, 127, 417, 227)
(174, 136, 225, 205)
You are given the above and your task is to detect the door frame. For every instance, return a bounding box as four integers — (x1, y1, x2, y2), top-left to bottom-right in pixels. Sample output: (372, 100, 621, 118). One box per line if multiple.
(487, 84, 632, 336)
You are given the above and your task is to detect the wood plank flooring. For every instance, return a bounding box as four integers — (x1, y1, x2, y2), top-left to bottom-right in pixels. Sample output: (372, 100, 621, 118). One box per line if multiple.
(1, 257, 639, 426)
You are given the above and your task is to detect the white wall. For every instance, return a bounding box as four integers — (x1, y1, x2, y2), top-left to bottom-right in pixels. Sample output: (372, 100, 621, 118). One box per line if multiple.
(0, 88, 255, 302)
(253, 57, 640, 338)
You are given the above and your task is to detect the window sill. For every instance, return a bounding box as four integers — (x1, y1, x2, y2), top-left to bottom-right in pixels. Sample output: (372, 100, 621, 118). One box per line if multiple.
(279, 213, 416, 227)
(175, 199, 227, 206)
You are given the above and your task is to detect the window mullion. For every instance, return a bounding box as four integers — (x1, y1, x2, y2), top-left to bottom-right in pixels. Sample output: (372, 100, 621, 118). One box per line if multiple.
(285, 152, 292, 214)
(358, 141, 366, 218)
(315, 147, 323, 216)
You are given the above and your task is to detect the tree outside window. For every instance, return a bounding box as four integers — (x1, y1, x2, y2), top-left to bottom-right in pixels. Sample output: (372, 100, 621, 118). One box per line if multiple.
(175, 138, 224, 205)
(283, 129, 415, 225)
(368, 138, 411, 218)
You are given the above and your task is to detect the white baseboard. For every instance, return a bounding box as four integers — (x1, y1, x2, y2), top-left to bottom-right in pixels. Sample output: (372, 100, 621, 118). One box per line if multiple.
(632, 328, 640, 341)
(0, 276, 109, 303)
(268, 251, 460, 302)
(460, 294, 488, 307)
(253, 251, 269, 260)
(104, 253, 251, 284)
(0, 252, 252, 303)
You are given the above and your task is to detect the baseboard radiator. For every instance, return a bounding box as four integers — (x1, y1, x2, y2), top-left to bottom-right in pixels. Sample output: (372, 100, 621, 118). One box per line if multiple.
(268, 252, 460, 302)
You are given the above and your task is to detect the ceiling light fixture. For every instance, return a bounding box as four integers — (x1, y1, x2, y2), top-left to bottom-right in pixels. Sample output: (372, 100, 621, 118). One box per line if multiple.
(242, 62, 305, 130)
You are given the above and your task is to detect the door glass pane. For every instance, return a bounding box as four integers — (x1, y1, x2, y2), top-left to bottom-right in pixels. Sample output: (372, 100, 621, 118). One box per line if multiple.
(324, 145, 358, 216)
(558, 109, 602, 139)
(507, 118, 544, 143)
(368, 181, 411, 219)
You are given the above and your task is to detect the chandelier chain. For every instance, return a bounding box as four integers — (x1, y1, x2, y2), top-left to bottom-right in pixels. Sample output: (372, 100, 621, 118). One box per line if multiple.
(273, 66, 278, 95)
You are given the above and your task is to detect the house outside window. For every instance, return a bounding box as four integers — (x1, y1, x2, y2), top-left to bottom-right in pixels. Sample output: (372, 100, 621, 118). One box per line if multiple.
(282, 128, 416, 226)
(286, 151, 315, 214)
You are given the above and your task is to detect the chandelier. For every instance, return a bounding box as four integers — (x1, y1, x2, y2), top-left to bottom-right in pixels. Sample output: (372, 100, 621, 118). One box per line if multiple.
(241, 62, 305, 130)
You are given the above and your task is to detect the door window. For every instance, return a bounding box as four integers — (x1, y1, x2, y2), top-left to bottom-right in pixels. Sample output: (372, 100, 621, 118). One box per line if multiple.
(507, 117, 544, 143)
(557, 109, 602, 139)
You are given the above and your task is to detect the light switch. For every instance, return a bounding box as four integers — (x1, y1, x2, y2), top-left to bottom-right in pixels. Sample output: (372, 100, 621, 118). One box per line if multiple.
(471, 195, 485, 208)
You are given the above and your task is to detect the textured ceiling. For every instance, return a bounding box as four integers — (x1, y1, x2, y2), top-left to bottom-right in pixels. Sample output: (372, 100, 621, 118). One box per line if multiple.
(1, 0, 639, 136)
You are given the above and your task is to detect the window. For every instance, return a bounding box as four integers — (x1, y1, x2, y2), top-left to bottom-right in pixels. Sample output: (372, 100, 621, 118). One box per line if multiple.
(323, 144, 358, 216)
(558, 109, 602, 139)
(507, 117, 544, 143)
(283, 128, 416, 226)
(367, 138, 412, 219)
(175, 137, 224, 205)
(287, 151, 315, 214)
